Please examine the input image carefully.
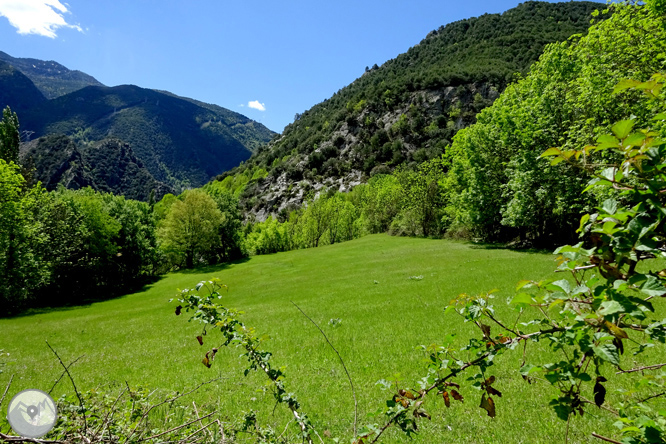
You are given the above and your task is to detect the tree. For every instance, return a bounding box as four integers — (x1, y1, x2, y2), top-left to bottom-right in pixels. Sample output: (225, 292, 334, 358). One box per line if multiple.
(205, 183, 245, 261)
(158, 189, 222, 268)
(101, 193, 159, 283)
(647, 0, 666, 15)
(0, 106, 20, 165)
(0, 160, 47, 312)
(446, 3, 666, 244)
(395, 159, 445, 237)
(355, 174, 404, 234)
(301, 193, 330, 248)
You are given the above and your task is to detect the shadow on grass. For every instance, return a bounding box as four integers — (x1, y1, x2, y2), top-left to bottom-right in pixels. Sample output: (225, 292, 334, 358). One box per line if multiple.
(2, 275, 165, 320)
(3, 258, 257, 319)
(175, 257, 251, 275)
(465, 241, 555, 255)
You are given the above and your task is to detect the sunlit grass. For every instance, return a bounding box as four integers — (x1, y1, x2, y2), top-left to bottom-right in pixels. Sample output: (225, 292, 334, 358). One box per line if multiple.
(0, 234, 634, 442)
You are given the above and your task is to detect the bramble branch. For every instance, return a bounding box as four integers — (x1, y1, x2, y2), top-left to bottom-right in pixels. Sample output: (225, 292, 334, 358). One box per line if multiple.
(138, 411, 215, 441)
(292, 301, 358, 437)
(592, 432, 624, 444)
(45, 341, 87, 435)
(0, 433, 63, 444)
(0, 374, 13, 408)
(617, 363, 666, 374)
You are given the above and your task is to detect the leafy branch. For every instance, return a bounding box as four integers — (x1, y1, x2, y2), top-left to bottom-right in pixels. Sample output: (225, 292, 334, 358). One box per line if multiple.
(172, 279, 316, 444)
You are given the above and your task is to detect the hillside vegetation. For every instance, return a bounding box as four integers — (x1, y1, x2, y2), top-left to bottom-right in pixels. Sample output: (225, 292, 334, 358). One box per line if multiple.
(215, 1, 604, 219)
(21, 135, 173, 201)
(445, 2, 666, 243)
(0, 61, 46, 114)
(221, 2, 666, 253)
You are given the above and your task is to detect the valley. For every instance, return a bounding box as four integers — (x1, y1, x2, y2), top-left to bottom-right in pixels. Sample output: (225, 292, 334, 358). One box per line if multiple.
(1, 1, 666, 443)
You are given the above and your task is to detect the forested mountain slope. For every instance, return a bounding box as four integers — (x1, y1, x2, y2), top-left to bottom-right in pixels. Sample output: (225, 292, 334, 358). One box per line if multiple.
(0, 50, 104, 99)
(1, 82, 276, 191)
(215, 0, 604, 220)
(20, 135, 173, 201)
(0, 61, 46, 114)
(444, 3, 666, 244)
(0, 51, 276, 194)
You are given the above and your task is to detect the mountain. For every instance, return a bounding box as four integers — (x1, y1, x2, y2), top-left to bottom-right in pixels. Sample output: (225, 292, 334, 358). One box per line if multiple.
(0, 60, 46, 114)
(0, 51, 275, 193)
(0, 50, 104, 99)
(214, 0, 605, 220)
(20, 135, 173, 201)
(154, 90, 273, 153)
(17, 84, 275, 190)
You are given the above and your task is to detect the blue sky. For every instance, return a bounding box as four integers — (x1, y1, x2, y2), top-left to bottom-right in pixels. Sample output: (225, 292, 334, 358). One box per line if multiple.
(0, 0, 602, 133)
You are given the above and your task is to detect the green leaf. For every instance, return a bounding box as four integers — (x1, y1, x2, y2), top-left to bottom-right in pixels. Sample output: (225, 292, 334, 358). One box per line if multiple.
(624, 132, 646, 147)
(641, 275, 666, 297)
(540, 147, 562, 158)
(583, 179, 611, 193)
(552, 404, 571, 421)
(592, 343, 620, 366)
(602, 220, 618, 234)
(596, 134, 620, 150)
(578, 214, 590, 233)
(612, 120, 635, 140)
(598, 301, 624, 316)
(645, 426, 662, 443)
(520, 364, 541, 375)
(601, 199, 617, 215)
(548, 280, 572, 295)
(516, 280, 532, 290)
(613, 79, 642, 94)
(510, 293, 534, 307)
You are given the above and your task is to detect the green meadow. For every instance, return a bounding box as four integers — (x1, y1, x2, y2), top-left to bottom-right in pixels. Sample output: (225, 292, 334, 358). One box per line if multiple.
(0, 234, 622, 443)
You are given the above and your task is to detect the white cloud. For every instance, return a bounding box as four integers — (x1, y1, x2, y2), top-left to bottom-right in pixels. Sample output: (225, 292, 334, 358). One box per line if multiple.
(248, 100, 266, 111)
(0, 0, 82, 38)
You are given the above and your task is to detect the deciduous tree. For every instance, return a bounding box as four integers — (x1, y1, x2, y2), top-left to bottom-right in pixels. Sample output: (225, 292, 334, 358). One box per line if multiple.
(158, 189, 222, 268)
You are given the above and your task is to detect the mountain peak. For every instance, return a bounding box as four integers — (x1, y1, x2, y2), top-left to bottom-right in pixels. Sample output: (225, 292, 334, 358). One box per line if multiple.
(0, 50, 105, 99)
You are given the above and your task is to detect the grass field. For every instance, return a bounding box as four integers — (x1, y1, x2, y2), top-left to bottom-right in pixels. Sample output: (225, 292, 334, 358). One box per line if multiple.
(0, 234, 631, 443)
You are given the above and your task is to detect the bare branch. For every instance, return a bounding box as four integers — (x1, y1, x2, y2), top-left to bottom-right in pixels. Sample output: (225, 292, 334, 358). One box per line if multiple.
(124, 378, 222, 443)
(216, 420, 226, 443)
(192, 402, 214, 441)
(179, 419, 217, 443)
(0, 433, 63, 444)
(48, 356, 83, 395)
(91, 387, 127, 442)
(580, 397, 618, 416)
(1, 374, 13, 408)
(45, 341, 87, 435)
(555, 264, 599, 273)
(638, 391, 666, 404)
(292, 301, 358, 437)
(592, 432, 624, 444)
(139, 411, 215, 441)
(617, 363, 666, 374)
